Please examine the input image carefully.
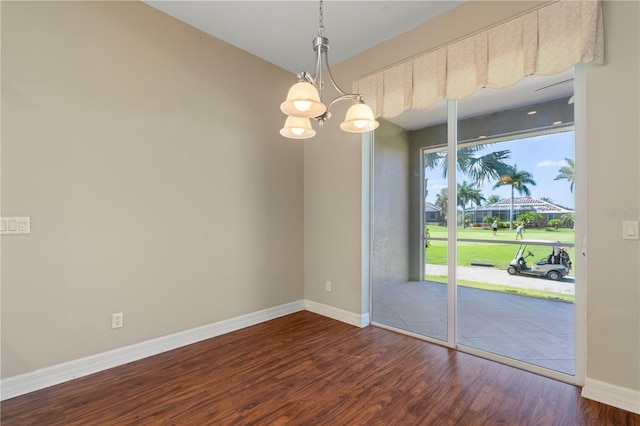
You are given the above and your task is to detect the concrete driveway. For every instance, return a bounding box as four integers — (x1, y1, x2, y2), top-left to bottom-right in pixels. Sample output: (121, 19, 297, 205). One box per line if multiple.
(425, 264, 575, 295)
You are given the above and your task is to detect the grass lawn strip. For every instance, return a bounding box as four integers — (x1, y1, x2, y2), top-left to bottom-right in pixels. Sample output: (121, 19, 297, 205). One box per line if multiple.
(425, 275, 574, 303)
(425, 226, 576, 270)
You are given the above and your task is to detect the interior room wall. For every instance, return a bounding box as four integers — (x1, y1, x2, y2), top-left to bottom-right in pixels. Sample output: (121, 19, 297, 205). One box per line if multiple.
(371, 120, 411, 287)
(583, 0, 640, 394)
(1, 1, 303, 379)
(305, 0, 639, 397)
(303, 100, 364, 313)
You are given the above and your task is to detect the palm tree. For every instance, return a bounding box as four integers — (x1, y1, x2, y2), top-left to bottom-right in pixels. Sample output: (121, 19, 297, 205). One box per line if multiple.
(540, 196, 554, 203)
(435, 188, 448, 225)
(457, 181, 485, 228)
(425, 146, 511, 186)
(554, 158, 575, 193)
(425, 147, 509, 228)
(492, 164, 537, 229)
(486, 194, 501, 205)
(561, 213, 575, 228)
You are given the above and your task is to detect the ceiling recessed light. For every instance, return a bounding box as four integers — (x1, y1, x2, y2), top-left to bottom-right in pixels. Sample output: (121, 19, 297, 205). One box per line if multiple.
(553, 121, 563, 125)
(527, 110, 537, 115)
(478, 135, 487, 139)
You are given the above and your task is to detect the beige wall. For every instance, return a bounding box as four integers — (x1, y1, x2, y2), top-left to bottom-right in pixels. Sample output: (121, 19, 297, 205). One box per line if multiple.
(1, 1, 303, 378)
(303, 88, 364, 311)
(372, 120, 411, 287)
(305, 0, 639, 394)
(584, 1, 639, 392)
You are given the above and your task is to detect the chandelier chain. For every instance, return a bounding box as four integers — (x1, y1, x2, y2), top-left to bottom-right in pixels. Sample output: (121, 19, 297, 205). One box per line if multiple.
(318, 0, 325, 36)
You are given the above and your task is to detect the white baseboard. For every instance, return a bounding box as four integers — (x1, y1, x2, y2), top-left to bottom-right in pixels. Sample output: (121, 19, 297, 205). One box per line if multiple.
(304, 299, 370, 328)
(582, 377, 640, 414)
(1, 300, 305, 401)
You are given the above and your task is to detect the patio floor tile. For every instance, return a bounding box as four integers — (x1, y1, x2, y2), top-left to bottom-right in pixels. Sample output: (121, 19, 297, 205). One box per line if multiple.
(372, 281, 575, 376)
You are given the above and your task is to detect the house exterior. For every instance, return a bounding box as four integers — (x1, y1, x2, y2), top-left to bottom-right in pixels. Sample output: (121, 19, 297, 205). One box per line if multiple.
(466, 197, 574, 226)
(424, 201, 443, 225)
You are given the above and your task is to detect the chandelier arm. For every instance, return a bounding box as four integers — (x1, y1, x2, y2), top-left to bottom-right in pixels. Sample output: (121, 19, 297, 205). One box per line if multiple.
(312, 44, 323, 88)
(325, 94, 361, 112)
(322, 50, 349, 97)
(299, 71, 320, 93)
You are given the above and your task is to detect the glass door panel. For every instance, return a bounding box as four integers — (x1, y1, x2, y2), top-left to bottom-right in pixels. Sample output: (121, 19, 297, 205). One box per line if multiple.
(455, 76, 576, 375)
(371, 100, 449, 343)
(421, 145, 449, 342)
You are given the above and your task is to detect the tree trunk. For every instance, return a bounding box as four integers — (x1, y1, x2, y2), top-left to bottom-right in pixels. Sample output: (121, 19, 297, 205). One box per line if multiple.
(510, 186, 514, 230)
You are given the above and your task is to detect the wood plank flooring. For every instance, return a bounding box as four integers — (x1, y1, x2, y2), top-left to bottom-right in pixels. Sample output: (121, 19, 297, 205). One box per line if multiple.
(2, 311, 638, 425)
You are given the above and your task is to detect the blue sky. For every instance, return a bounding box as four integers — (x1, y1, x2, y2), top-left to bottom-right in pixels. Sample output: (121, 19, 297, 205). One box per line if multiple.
(425, 131, 575, 209)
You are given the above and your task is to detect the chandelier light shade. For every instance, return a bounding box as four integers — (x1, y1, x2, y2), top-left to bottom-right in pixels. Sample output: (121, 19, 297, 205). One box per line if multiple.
(280, 82, 326, 118)
(340, 102, 380, 133)
(280, 116, 317, 139)
(279, 0, 379, 140)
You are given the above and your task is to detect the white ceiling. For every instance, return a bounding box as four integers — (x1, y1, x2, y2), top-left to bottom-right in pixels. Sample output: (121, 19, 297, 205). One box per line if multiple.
(143, 1, 574, 130)
(143, 1, 466, 75)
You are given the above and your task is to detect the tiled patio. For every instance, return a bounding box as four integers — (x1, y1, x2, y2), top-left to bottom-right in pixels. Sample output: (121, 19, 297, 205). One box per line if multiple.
(372, 281, 575, 375)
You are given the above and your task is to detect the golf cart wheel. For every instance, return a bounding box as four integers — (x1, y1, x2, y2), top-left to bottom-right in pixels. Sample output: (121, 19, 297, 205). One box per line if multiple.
(507, 266, 518, 275)
(547, 271, 561, 281)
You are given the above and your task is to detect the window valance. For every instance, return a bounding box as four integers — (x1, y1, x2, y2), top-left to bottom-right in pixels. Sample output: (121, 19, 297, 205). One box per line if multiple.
(353, 0, 604, 119)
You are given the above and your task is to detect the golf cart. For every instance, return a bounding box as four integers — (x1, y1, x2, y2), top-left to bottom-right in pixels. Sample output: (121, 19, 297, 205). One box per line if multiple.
(507, 242, 572, 281)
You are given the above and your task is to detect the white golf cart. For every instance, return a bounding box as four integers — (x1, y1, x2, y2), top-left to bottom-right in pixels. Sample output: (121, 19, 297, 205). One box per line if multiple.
(507, 241, 572, 281)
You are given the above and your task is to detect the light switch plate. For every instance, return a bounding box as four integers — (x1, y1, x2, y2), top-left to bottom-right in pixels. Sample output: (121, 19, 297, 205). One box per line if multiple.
(0, 217, 30, 235)
(622, 221, 639, 240)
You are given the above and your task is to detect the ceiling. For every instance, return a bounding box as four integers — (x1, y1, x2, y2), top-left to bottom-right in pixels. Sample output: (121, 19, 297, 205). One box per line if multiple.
(143, 1, 466, 75)
(143, 1, 574, 131)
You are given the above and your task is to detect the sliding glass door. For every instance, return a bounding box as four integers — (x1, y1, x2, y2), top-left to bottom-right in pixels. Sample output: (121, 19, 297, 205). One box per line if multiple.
(371, 69, 579, 382)
(455, 86, 576, 375)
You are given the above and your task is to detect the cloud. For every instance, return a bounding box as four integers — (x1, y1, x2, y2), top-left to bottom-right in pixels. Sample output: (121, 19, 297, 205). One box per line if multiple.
(537, 159, 568, 168)
(428, 182, 446, 193)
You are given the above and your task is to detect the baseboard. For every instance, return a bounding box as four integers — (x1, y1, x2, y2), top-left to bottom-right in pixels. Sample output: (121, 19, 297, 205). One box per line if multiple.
(304, 299, 370, 328)
(582, 377, 640, 414)
(1, 300, 305, 401)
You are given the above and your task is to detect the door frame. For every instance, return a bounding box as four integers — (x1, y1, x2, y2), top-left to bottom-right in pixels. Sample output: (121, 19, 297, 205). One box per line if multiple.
(368, 64, 586, 385)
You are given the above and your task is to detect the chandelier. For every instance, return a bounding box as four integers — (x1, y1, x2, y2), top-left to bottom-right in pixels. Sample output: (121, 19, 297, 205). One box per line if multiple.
(280, 0, 379, 139)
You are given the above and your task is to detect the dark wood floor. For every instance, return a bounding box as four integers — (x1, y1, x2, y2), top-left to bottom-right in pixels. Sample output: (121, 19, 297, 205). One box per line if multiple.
(2, 311, 638, 425)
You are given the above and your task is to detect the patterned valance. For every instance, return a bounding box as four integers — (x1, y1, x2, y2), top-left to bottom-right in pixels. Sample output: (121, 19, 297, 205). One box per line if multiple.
(353, 0, 604, 119)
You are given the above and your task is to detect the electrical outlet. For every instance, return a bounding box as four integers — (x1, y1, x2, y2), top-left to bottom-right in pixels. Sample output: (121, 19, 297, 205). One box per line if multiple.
(112, 312, 123, 329)
(325, 281, 332, 292)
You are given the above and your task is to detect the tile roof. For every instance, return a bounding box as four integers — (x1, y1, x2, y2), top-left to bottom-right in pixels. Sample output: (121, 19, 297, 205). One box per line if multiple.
(468, 197, 574, 214)
(425, 201, 442, 212)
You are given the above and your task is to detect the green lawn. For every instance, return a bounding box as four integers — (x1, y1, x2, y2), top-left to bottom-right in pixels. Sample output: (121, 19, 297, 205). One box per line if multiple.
(425, 226, 575, 270)
(426, 275, 574, 303)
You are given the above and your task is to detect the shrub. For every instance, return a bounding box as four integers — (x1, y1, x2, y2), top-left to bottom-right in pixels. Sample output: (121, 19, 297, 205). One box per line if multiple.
(424, 226, 431, 248)
(518, 211, 545, 228)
